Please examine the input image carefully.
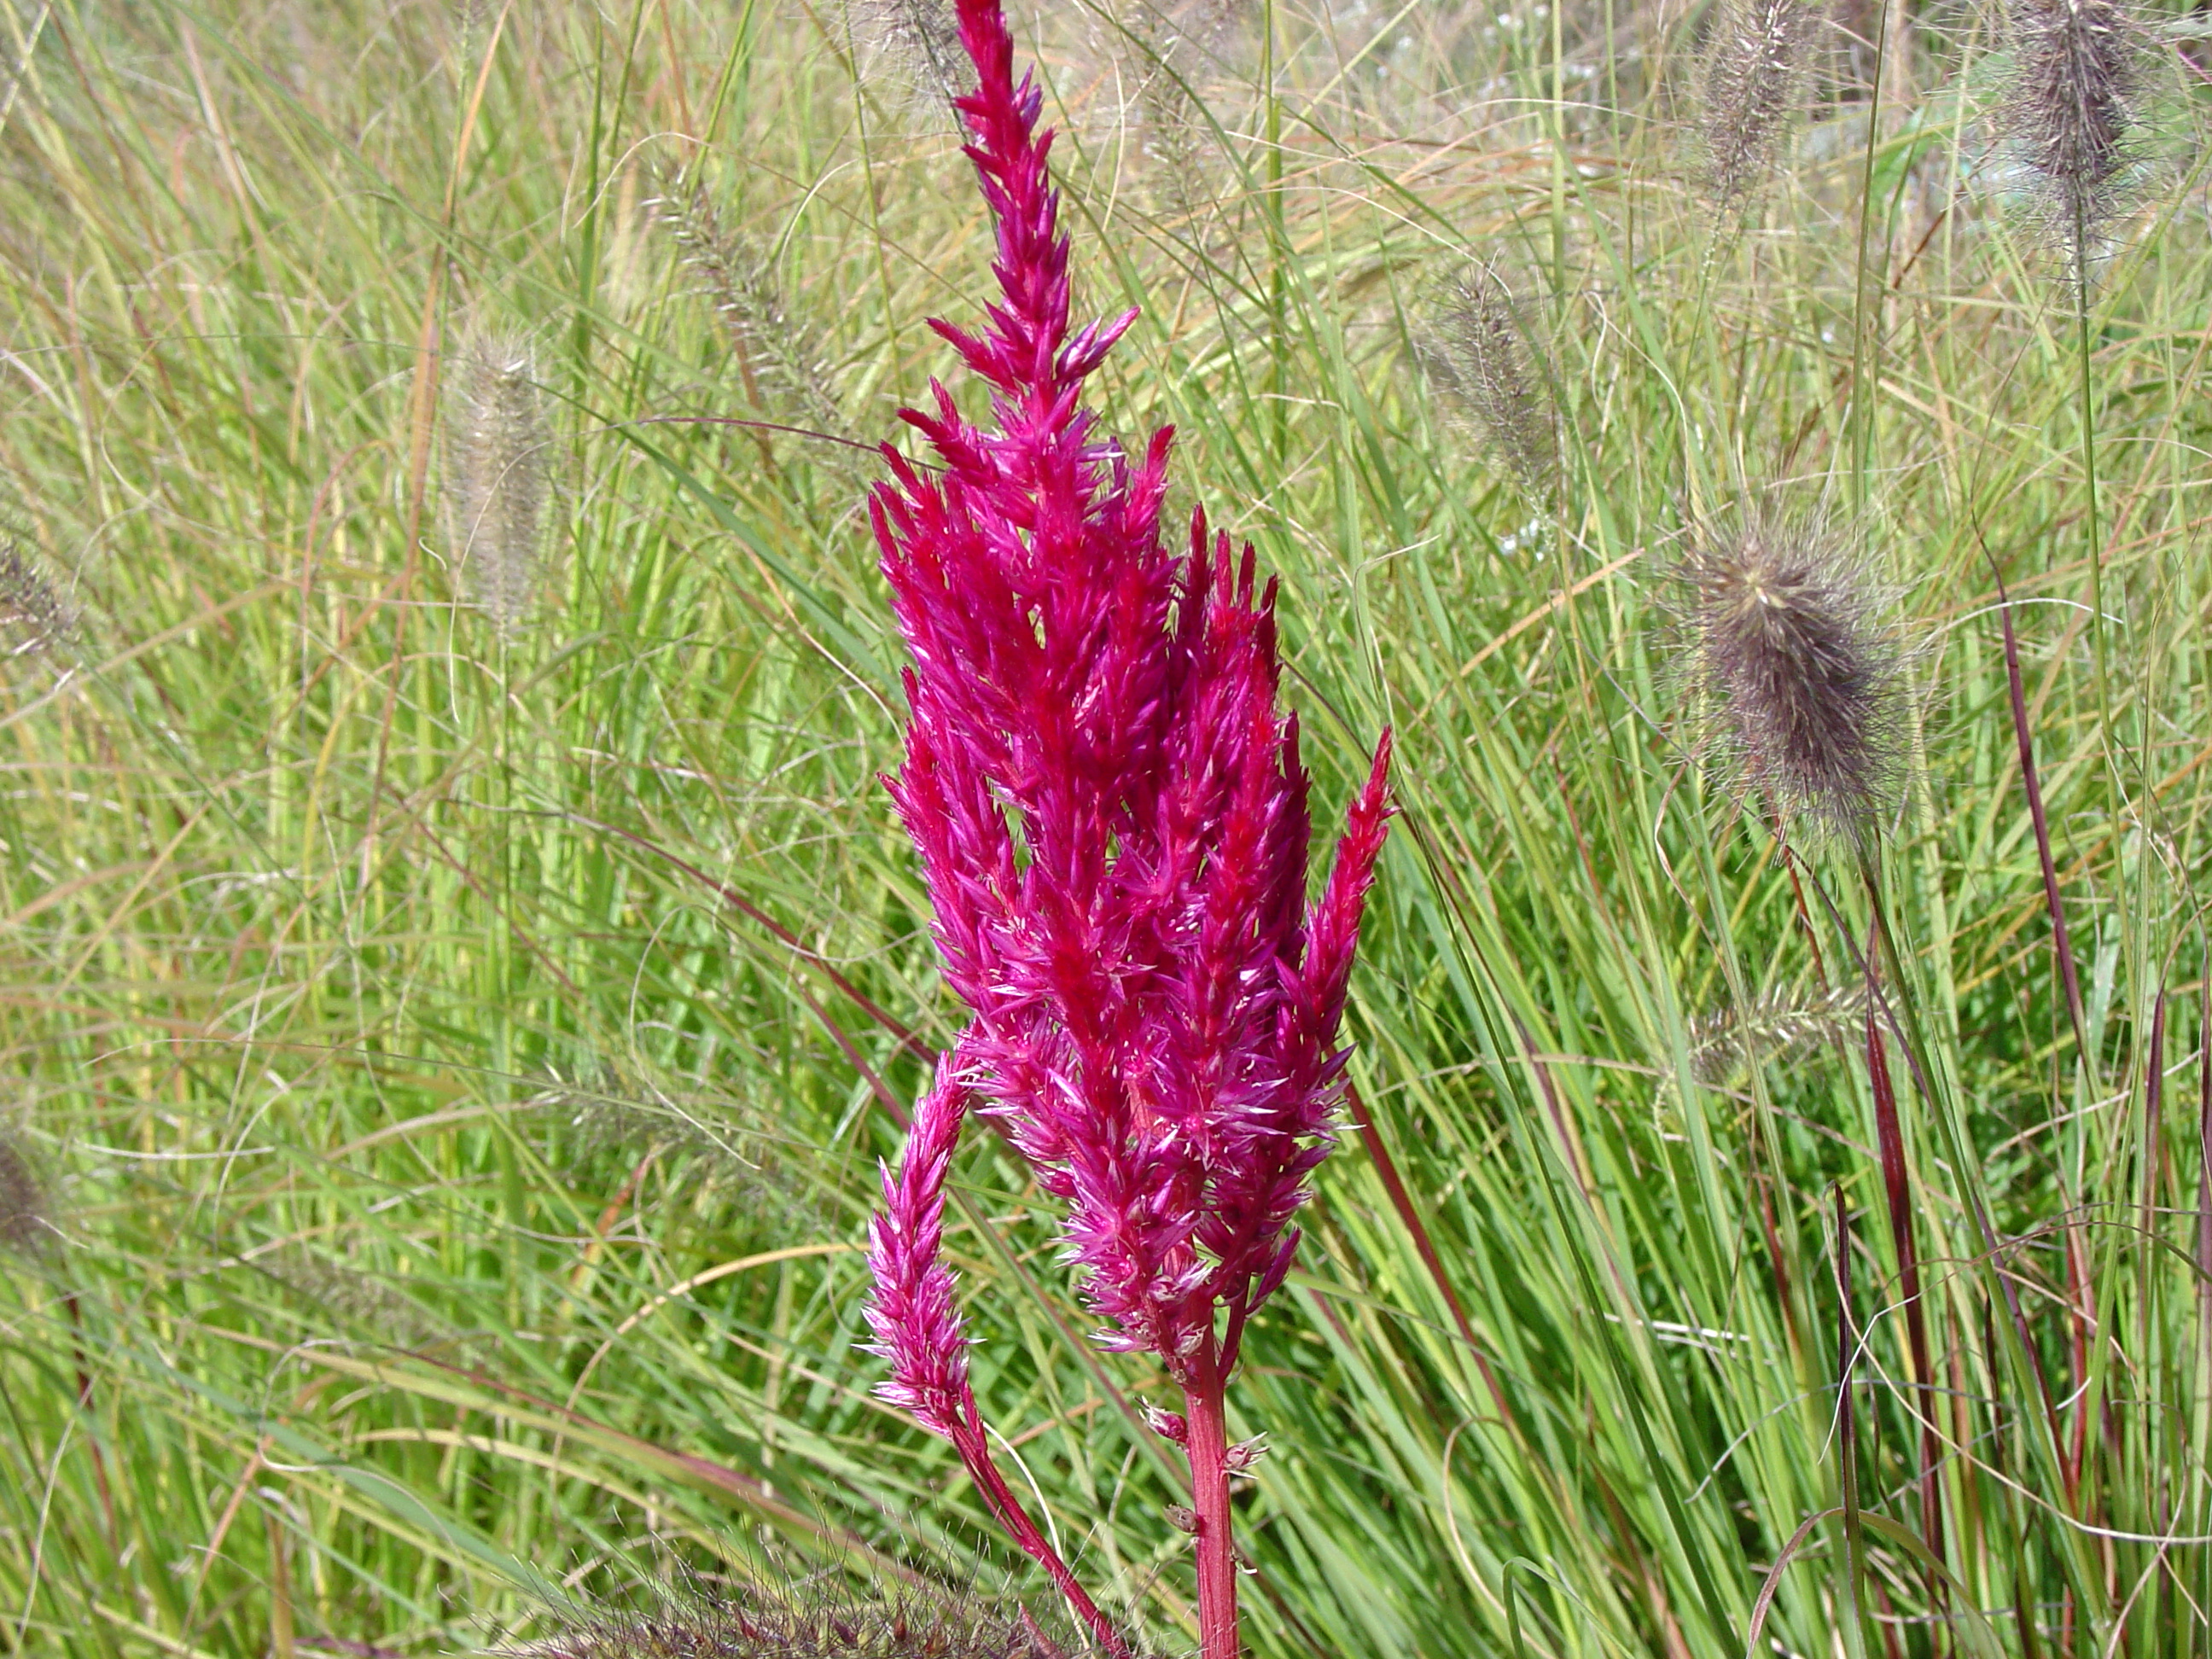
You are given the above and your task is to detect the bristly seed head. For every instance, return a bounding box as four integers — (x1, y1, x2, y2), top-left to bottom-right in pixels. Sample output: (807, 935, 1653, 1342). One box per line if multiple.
(0, 538, 75, 659)
(1414, 261, 1559, 497)
(1688, 982, 1866, 1085)
(2001, 0, 2146, 272)
(847, 0, 967, 109)
(1679, 520, 1903, 841)
(1696, 0, 1816, 212)
(0, 1129, 54, 1261)
(445, 331, 555, 634)
(515, 1579, 1072, 1659)
(261, 1248, 448, 1352)
(649, 166, 844, 434)
(1122, 0, 1248, 224)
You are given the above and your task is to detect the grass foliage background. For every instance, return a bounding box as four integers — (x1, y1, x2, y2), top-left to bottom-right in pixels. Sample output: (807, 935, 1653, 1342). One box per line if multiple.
(1, 0, 2210, 1653)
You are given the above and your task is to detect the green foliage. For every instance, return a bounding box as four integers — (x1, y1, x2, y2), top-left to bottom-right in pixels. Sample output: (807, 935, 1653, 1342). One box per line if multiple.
(0, 0, 2208, 1655)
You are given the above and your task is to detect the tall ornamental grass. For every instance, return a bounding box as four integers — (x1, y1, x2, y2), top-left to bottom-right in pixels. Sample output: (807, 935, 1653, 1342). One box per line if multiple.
(0, 1, 2206, 1656)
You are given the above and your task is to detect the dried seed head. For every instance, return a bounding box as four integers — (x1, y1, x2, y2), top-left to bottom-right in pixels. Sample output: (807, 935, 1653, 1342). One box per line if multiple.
(1679, 520, 1903, 841)
(2001, 0, 2148, 271)
(261, 1248, 449, 1351)
(455, 0, 498, 67)
(1696, 0, 1817, 211)
(552, 1070, 823, 1231)
(1687, 982, 1866, 1084)
(847, 0, 967, 109)
(0, 536, 75, 659)
(1122, 0, 1249, 224)
(0, 1130, 54, 1260)
(445, 333, 556, 633)
(649, 168, 843, 434)
(515, 1580, 1072, 1659)
(1414, 262, 1559, 496)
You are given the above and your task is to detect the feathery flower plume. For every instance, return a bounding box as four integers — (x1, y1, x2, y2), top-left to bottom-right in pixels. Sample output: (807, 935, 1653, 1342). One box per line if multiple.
(1696, 0, 1817, 211)
(848, 0, 967, 109)
(0, 1128, 53, 1260)
(860, 2, 1393, 1654)
(1124, 0, 1244, 224)
(557, 1070, 820, 1229)
(1688, 982, 1866, 1085)
(262, 1248, 447, 1351)
(1679, 517, 1902, 840)
(0, 538, 75, 659)
(650, 168, 844, 434)
(2000, 0, 2147, 270)
(446, 332, 555, 632)
(519, 1577, 1068, 1659)
(1415, 261, 1559, 495)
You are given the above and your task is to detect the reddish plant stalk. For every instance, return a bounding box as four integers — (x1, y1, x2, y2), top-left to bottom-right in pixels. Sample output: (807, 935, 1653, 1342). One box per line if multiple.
(1992, 563, 2086, 1048)
(952, 1414, 1125, 1654)
(1835, 1188, 1866, 1645)
(1865, 1000, 1944, 1580)
(1348, 1085, 1522, 1435)
(1182, 1342, 1240, 1659)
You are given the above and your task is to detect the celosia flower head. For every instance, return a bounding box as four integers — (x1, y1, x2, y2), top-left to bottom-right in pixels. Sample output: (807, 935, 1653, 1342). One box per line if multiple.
(864, 0, 1391, 1426)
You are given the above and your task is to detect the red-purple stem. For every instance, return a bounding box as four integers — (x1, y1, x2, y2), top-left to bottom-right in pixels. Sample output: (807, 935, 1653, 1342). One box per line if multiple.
(946, 1418, 1129, 1658)
(1865, 995, 1944, 1580)
(1992, 563, 2086, 1049)
(1835, 1188, 1866, 1644)
(1182, 1343, 1241, 1659)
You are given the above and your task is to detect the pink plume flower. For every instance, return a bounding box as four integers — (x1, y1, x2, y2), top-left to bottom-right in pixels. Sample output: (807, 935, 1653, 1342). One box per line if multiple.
(863, 1056, 976, 1441)
(859, 0, 1389, 1647)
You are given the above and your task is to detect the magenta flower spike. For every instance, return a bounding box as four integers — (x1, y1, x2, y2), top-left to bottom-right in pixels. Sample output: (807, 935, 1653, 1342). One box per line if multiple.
(860, 1, 1393, 1652)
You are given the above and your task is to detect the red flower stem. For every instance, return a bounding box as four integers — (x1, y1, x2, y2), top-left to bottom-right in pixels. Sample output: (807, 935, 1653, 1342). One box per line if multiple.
(1182, 1342, 1242, 1659)
(1988, 556, 2086, 1052)
(1864, 998, 1944, 1585)
(948, 1419, 1129, 1658)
